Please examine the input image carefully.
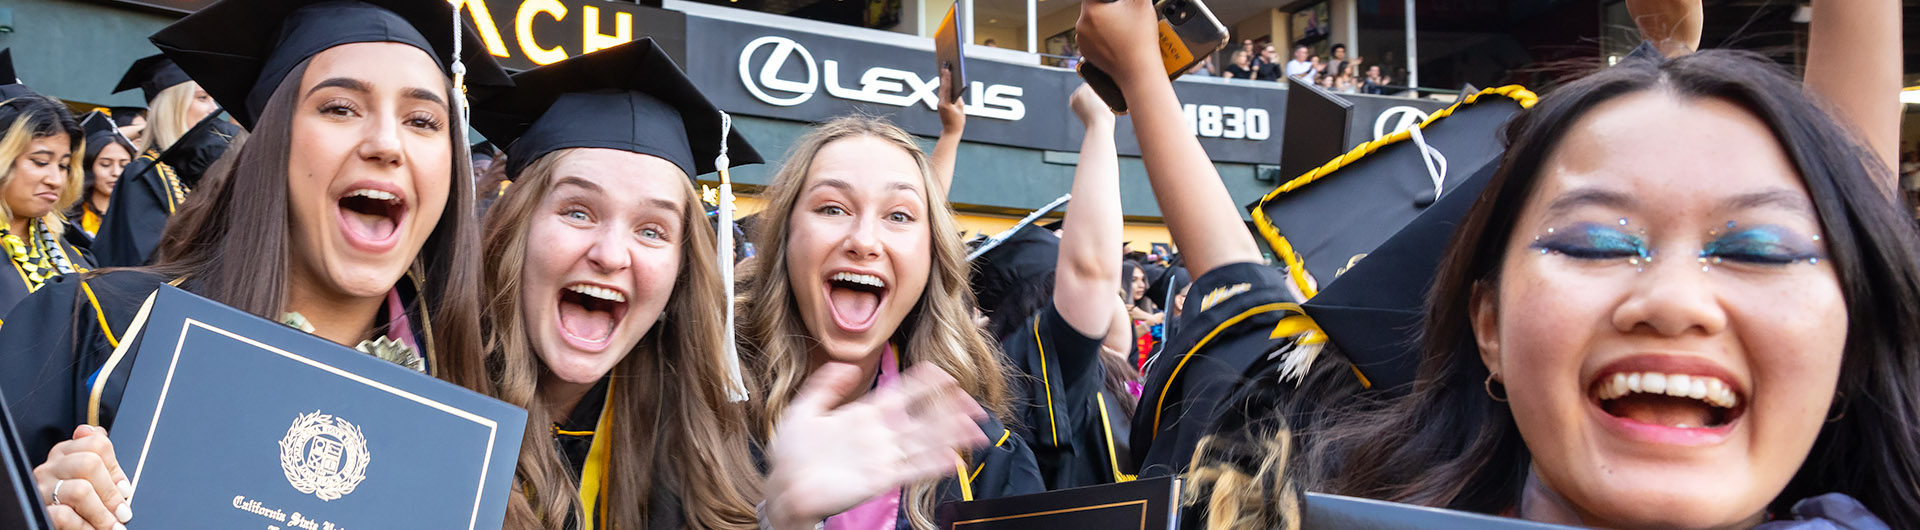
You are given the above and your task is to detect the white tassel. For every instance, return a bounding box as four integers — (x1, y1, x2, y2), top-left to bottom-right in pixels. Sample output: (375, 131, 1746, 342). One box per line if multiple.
(716, 112, 749, 402)
(1269, 338, 1325, 384)
(449, 2, 470, 155)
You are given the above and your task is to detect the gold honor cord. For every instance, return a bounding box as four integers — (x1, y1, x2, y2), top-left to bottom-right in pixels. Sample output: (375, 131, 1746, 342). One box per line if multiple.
(716, 112, 748, 402)
(578, 379, 616, 530)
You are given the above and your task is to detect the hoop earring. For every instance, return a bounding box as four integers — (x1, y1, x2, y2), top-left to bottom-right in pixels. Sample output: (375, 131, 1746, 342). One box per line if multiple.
(1826, 390, 1847, 423)
(1485, 372, 1509, 403)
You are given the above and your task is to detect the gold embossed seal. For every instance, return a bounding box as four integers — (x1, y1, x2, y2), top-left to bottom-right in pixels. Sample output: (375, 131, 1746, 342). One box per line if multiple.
(278, 410, 370, 501)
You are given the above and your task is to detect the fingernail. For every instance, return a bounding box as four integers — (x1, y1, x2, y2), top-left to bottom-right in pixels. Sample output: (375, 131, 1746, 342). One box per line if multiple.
(114, 523, 127, 530)
(116, 502, 132, 523)
(118, 480, 133, 498)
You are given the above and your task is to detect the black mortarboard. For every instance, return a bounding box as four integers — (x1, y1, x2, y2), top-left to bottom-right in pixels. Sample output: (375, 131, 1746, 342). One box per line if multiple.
(113, 54, 192, 103)
(0, 49, 33, 101)
(471, 38, 760, 180)
(1250, 85, 1535, 390)
(78, 111, 119, 140)
(157, 112, 242, 189)
(969, 223, 1059, 319)
(1252, 86, 1532, 298)
(1301, 161, 1497, 390)
(148, 0, 511, 130)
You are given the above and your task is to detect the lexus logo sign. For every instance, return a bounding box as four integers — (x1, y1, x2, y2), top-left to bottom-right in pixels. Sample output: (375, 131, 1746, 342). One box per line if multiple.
(739, 36, 819, 106)
(736, 35, 1027, 121)
(1373, 106, 1431, 140)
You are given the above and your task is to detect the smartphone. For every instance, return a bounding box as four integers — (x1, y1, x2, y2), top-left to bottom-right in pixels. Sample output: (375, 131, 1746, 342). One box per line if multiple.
(934, 3, 967, 103)
(1075, 0, 1229, 114)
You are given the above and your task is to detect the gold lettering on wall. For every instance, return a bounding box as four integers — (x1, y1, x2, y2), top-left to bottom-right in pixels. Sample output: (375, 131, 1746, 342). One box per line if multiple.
(581, 6, 634, 54)
(516, 0, 570, 65)
(450, 0, 513, 58)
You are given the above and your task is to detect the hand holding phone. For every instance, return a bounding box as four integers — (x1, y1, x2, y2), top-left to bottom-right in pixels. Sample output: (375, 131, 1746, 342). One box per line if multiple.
(1074, 0, 1228, 114)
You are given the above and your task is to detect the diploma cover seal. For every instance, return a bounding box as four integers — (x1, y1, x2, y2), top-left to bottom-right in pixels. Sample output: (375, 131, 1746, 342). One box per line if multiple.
(278, 411, 369, 501)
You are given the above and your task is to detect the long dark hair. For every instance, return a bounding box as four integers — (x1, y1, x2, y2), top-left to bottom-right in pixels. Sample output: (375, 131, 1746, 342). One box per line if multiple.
(70, 130, 135, 218)
(149, 59, 487, 386)
(1301, 49, 1920, 524)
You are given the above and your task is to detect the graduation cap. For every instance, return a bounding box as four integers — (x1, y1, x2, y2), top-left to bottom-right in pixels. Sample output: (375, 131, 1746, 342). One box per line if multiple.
(1249, 85, 1537, 390)
(969, 223, 1059, 323)
(78, 111, 118, 141)
(113, 54, 191, 103)
(148, 0, 512, 130)
(156, 113, 242, 189)
(469, 37, 761, 180)
(0, 49, 34, 101)
(77, 111, 136, 158)
(967, 193, 1071, 260)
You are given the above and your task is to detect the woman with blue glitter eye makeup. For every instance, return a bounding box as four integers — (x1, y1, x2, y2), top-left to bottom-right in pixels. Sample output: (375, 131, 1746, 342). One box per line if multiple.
(1187, 49, 1920, 529)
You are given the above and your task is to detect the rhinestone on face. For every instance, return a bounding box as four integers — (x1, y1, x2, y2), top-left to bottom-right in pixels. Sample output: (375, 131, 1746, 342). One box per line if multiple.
(1619, 218, 1629, 226)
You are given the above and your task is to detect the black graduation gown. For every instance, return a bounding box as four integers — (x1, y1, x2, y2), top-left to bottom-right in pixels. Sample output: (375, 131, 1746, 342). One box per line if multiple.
(920, 412, 1043, 528)
(0, 269, 439, 466)
(90, 148, 184, 267)
(1131, 262, 1301, 477)
(92, 119, 237, 267)
(0, 221, 95, 326)
(1000, 305, 1135, 490)
(551, 377, 686, 530)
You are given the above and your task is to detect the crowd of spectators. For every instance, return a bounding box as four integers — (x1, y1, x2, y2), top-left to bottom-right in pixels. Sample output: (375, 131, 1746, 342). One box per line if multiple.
(1190, 39, 1402, 95)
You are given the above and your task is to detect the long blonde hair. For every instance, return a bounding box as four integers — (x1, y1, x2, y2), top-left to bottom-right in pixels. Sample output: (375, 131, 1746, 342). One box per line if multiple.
(144, 82, 198, 152)
(478, 149, 761, 530)
(739, 116, 1013, 530)
(0, 97, 85, 240)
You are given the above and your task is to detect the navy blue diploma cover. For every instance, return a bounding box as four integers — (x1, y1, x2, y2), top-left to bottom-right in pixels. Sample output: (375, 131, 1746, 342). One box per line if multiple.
(936, 477, 1181, 529)
(109, 286, 526, 530)
(1304, 492, 1584, 529)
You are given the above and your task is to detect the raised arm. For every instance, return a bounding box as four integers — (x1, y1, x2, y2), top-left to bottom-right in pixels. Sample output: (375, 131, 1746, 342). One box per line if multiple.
(1805, 0, 1902, 179)
(1630, 0, 1901, 183)
(1625, 0, 1703, 57)
(1054, 84, 1123, 337)
(1074, 0, 1263, 279)
(930, 65, 966, 197)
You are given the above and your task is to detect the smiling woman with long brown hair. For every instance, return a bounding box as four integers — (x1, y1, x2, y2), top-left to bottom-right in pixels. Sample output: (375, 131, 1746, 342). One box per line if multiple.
(743, 116, 1043, 530)
(0, 1, 508, 529)
(468, 38, 763, 530)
